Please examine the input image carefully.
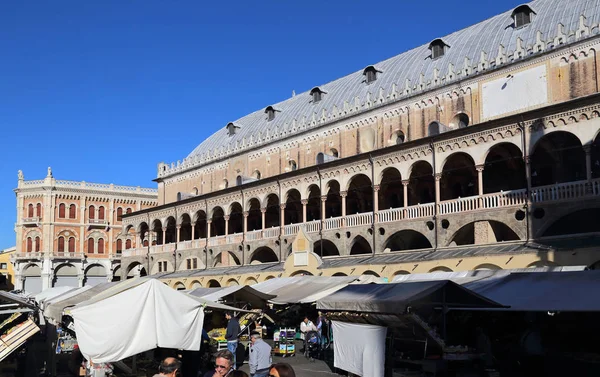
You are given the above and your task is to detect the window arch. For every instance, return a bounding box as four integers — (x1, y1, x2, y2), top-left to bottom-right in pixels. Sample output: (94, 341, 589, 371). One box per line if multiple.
(393, 130, 405, 145)
(68, 237, 75, 253)
(35, 237, 40, 252)
(58, 236, 65, 252)
(88, 238, 95, 254)
(450, 113, 470, 129)
(310, 87, 324, 103)
(429, 39, 449, 59)
(289, 160, 297, 171)
(26, 237, 32, 253)
(97, 239, 104, 254)
(69, 204, 76, 219)
(116, 239, 122, 253)
(363, 65, 379, 83)
(28, 204, 34, 218)
(98, 206, 105, 220)
(126, 208, 132, 214)
(89, 205, 95, 220)
(252, 170, 261, 180)
(59, 203, 66, 218)
(512, 5, 534, 28)
(116, 207, 123, 221)
(265, 106, 277, 121)
(36, 203, 42, 218)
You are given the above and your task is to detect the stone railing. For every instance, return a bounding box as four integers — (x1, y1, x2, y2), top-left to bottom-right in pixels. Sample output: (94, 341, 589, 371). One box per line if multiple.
(20, 179, 158, 195)
(263, 227, 281, 239)
(530, 179, 598, 203)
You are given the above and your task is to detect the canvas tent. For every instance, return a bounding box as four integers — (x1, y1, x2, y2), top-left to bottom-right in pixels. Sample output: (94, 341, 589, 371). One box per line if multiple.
(317, 280, 503, 313)
(187, 285, 275, 308)
(252, 276, 363, 304)
(68, 278, 249, 363)
(44, 282, 115, 324)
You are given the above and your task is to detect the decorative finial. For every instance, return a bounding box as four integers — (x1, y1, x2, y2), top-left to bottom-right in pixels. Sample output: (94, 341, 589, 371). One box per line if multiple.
(18, 170, 24, 180)
(47, 167, 53, 178)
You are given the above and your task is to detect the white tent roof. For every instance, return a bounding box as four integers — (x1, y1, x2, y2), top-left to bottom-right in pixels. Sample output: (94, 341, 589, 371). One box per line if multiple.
(33, 286, 78, 306)
(252, 276, 361, 304)
(70, 278, 206, 363)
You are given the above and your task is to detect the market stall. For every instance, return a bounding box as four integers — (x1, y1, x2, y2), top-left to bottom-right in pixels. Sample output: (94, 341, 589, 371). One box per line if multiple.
(317, 280, 504, 377)
(0, 291, 40, 363)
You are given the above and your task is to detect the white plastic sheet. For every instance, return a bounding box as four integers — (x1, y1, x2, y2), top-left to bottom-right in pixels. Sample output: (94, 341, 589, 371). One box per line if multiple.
(332, 321, 387, 377)
(70, 279, 204, 363)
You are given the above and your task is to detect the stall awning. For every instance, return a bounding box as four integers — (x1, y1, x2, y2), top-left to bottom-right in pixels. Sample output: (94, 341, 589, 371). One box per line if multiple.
(317, 280, 503, 313)
(44, 282, 115, 324)
(0, 291, 36, 309)
(33, 286, 78, 306)
(188, 285, 276, 308)
(463, 270, 600, 312)
(253, 276, 362, 304)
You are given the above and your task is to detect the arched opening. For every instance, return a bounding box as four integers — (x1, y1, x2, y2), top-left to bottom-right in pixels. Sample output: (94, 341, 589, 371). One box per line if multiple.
(193, 211, 207, 239)
(326, 181, 342, 218)
(350, 236, 372, 255)
(68, 237, 75, 253)
(483, 143, 526, 193)
(174, 282, 186, 291)
(26, 237, 33, 253)
(474, 264, 502, 271)
(530, 131, 585, 186)
(332, 272, 348, 277)
(247, 198, 262, 231)
(23, 264, 42, 294)
(264, 194, 280, 229)
(87, 238, 95, 254)
(347, 175, 372, 214)
(229, 202, 244, 234)
(89, 205, 95, 220)
(58, 203, 66, 218)
(441, 152, 477, 200)
(307, 185, 321, 221)
(116, 207, 123, 222)
(313, 239, 340, 257)
(97, 238, 105, 254)
(250, 247, 278, 264)
(179, 214, 193, 241)
(35, 236, 40, 252)
(53, 264, 78, 287)
(362, 270, 380, 277)
(36, 203, 42, 217)
(379, 168, 403, 210)
(450, 113, 469, 129)
(125, 239, 132, 249)
(85, 264, 107, 286)
(98, 206, 105, 220)
(28, 204, 34, 218)
(393, 270, 411, 276)
(69, 204, 77, 219)
(408, 161, 435, 205)
(207, 279, 221, 288)
(290, 270, 314, 277)
(151, 220, 163, 245)
(245, 277, 258, 285)
(542, 208, 600, 237)
(226, 279, 239, 287)
(213, 251, 241, 267)
(126, 262, 147, 279)
(211, 207, 226, 237)
(384, 230, 432, 251)
(112, 266, 121, 282)
(116, 239, 123, 253)
(429, 266, 453, 273)
(264, 276, 276, 281)
(284, 189, 302, 225)
(450, 221, 520, 245)
(138, 222, 149, 245)
(190, 280, 201, 289)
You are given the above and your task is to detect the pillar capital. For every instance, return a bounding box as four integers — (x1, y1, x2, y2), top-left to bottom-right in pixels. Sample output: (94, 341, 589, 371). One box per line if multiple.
(321, 195, 327, 202)
(224, 215, 230, 221)
(583, 144, 592, 154)
(162, 227, 167, 232)
(340, 191, 348, 198)
(207, 219, 213, 224)
(176, 225, 181, 230)
(434, 173, 443, 181)
(475, 164, 485, 172)
(260, 208, 267, 214)
(280, 204, 286, 210)
(301, 199, 309, 205)
(373, 185, 380, 192)
(243, 211, 249, 217)
(401, 179, 410, 186)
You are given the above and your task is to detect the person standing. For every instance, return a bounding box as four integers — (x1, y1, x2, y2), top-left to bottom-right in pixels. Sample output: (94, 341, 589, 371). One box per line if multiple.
(248, 331, 272, 377)
(300, 316, 317, 355)
(225, 311, 241, 369)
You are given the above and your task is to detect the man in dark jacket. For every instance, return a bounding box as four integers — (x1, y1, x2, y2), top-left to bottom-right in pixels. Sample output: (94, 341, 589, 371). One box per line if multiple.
(224, 311, 241, 369)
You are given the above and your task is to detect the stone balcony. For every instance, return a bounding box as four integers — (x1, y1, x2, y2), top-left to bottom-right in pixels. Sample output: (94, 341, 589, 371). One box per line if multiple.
(121, 179, 600, 258)
(88, 219, 109, 230)
(22, 217, 40, 227)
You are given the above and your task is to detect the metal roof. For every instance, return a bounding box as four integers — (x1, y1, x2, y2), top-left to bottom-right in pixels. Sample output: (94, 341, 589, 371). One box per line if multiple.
(180, 0, 600, 170)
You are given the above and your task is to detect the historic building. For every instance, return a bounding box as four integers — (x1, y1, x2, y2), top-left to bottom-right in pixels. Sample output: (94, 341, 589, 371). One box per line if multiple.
(12, 168, 158, 293)
(0, 246, 16, 290)
(121, 0, 600, 289)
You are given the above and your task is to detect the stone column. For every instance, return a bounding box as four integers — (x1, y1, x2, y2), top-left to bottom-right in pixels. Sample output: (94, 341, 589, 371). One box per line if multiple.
(476, 165, 484, 208)
(243, 212, 249, 234)
(207, 220, 212, 239)
(191, 222, 196, 240)
(373, 185, 380, 216)
(261, 208, 266, 230)
(321, 196, 327, 220)
(340, 191, 347, 227)
(176, 225, 181, 243)
(78, 273, 85, 288)
(280, 204, 286, 228)
(224, 216, 230, 236)
(435, 173, 442, 213)
(402, 179, 409, 208)
(162, 227, 167, 245)
(584, 145, 593, 182)
(301, 200, 308, 223)
(524, 156, 533, 200)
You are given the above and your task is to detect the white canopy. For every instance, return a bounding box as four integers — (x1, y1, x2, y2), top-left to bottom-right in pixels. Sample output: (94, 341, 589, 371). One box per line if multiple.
(69, 278, 206, 363)
(33, 286, 78, 306)
(252, 276, 363, 304)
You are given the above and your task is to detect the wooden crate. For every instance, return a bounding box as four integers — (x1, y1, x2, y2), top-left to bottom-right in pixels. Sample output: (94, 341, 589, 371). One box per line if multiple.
(0, 318, 40, 362)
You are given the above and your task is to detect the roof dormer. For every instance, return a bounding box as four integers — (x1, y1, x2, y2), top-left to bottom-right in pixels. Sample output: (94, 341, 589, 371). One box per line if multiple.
(429, 39, 449, 59)
(512, 4, 535, 28)
(363, 65, 381, 84)
(265, 106, 278, 121)
(310, 87, 325, 103)
(226, 122, 240, 136)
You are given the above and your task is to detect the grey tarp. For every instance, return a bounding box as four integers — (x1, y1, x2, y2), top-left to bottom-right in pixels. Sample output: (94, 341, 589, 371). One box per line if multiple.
(187, 285, 275, 308)
(463, 270, 600, 312)
(253, 276, 360, 304)
(317, 280, 503, 313)
(0, 291, 36, 309)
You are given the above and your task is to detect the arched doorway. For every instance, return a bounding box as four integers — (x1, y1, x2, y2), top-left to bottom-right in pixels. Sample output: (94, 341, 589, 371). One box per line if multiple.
(211, 207, 226, 237)
(84, 264, 107, 286)
(441, 153, 477, 200)
(307, 185, 321, 221)
(349, 236, 372, 255)
(326, 181, 342, 218)
(408, 161, 435, 205)
(384, 230, 432, 251)
(284, 189, 302, 225)
(379, 168, 403, 210)
(313, 240, 340, 257)
(247, 198, 262, 231)
(264, 194, 280, 229)
(23, 264, 42, 294)
(229, 202, 244, 234)
(250, 247, 278, 264)
(483, 143, 526, 193)
(54, 264, 78, 287)
(347, 175, 373, 214)
(450, 221, 520, 245)
(530, 131, 585, 186)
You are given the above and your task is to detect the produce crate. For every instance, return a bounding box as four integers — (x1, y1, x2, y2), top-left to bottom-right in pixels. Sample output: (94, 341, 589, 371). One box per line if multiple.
(0, 318, 40, 362)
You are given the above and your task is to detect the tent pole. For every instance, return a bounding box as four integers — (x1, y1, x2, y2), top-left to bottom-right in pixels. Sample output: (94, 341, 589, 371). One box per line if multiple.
(442, 287, 447, 342)
(132, 354, 137, 374)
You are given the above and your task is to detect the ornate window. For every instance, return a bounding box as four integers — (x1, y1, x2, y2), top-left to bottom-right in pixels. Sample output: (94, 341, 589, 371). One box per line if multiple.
(89, 205, 95, 220)
(58, 236, 65, 252)
(125, 239, 132, 249)
(36, 203, 42, 218)
(28, 204, 34, 218)
(68, 237, 75, 253)
(69, 204, 76, 219)
(26, 237, 32, 253)
(59, 203, 66, 218)
(116, 207, 123, 222)
(88, 238, 95, 254)
(35, 237, 40, 252)
(512, 5, 534, 28)
(98, 206, 105, 220)
(97, 239, 104, 254)
(310, 87, 324, 103)
(116, 239, 122, 252)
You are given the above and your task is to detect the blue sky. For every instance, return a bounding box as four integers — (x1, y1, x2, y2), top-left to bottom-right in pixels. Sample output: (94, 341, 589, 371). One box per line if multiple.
(0, 0, 525, 249)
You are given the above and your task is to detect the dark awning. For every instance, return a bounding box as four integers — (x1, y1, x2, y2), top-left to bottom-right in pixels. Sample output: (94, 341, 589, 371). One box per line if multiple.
(317, 280, 503, 313)
(187, 285, 276, 308)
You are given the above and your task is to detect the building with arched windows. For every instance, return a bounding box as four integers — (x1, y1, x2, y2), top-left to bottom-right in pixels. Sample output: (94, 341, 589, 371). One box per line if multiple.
(12, 168, 157, 293)
(121, 0, 600, 289)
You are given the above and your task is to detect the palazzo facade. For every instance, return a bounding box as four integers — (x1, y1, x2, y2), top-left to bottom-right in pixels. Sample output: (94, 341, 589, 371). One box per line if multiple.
(121, 0, 600, 288)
